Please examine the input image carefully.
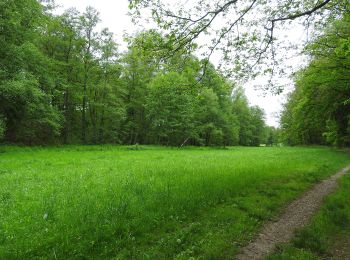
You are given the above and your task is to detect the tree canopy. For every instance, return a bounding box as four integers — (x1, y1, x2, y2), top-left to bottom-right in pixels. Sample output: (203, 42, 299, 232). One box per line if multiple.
(129, 0, 349, 88)
(281, 9, 350, 147)
(0, 1, 269, 146)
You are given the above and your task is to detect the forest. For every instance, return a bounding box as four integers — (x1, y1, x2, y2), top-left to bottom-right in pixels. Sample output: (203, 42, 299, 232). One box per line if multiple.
(2, 1, 348, 148)
(280, 12, 350, 147)
(2, 1, 350, 259)
(0, 0, 269, 146)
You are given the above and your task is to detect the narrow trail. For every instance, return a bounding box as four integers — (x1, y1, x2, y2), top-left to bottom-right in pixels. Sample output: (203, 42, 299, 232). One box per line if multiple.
(236, 165, 350, 260)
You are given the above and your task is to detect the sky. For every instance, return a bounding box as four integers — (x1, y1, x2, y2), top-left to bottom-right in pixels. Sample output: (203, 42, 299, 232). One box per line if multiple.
(54, 0, 306, 127)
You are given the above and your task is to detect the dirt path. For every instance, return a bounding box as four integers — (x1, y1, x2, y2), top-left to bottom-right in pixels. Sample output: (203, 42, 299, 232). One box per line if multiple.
(236, 165, 350, 260)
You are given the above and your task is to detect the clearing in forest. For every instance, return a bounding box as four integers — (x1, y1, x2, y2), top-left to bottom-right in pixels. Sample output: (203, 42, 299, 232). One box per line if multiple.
(0, 146, 349, 259)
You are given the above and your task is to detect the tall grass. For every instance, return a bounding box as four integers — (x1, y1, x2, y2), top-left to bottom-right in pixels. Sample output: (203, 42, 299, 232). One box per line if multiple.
(0, 146, 349, 258)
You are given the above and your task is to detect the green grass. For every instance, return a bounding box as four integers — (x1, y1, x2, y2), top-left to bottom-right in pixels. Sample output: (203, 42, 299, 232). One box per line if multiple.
(0, 146, 349, 259)
(267, 172, 350, 260)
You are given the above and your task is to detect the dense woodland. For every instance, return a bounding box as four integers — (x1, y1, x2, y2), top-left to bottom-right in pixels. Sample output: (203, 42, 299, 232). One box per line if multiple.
(0, 0, 268, 146)
(1, 0, 349, 147)
(280, 11, 350, 147)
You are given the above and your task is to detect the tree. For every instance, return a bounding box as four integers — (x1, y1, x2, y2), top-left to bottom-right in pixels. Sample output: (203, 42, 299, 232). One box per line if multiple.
(0, 75, 61, 144)
(89, 28, 125, 143)
(0, 0, 43, 79)
(0, 1, 269, 146)
(129, 0, 348, 88)
(281, 10, 350, 146)
(265, 126, 279, 146)
(197, 88, 225, 145)
(146, 72, 197, 145)
(39, 8, 84, 143)
(79, 6, 100, 143)
(0, 0, 62, 144)
(120, 31, 168, 144)
(231, 86, 266, 146)
(197, 64, 239, 146)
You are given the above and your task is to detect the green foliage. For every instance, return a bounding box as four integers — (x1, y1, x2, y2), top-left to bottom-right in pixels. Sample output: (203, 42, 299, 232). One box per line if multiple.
(0, 75, 61, 144)
(0, 2, 268, 146)
(265, 126, 281, 146)
(146, 72, 197, 145)
(0, 146, 349, 258)
(0, 0, 43, 79)
(197, 88, 226, 145)
(121, 31, 162, 144)
(268, 246, 319, 260)
(0, 115, 5, 140)
(129, 0, 348, 85)
(232, 87, 266, 146)
(0, 0, 62, 144)
(281, 12, 350, 147)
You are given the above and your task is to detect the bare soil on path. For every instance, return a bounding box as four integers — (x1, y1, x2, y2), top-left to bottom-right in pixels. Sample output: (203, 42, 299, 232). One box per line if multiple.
(236, 165, 350, 260)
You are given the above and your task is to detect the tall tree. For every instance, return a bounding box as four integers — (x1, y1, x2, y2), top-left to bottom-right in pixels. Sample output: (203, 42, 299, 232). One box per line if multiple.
(39, 8, 84, 143)
(281, 10, 350, 146)
(80, 6, 100, 143)
(121, 31, 164, 144)
(146, 72, 197, 145)
(0, 1, 269, 146)
(0, 0, 62, 144)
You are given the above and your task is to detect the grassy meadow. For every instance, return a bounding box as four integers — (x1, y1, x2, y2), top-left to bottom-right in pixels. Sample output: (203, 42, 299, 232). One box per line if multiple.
(0, 146, 349, 259)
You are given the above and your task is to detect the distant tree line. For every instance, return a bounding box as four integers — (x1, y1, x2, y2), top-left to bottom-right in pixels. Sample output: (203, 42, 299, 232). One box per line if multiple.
(0, 0, 270, 146)
(281, 10, 350, 147)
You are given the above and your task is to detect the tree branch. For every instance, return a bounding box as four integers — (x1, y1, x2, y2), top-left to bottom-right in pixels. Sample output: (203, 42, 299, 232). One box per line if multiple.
(271, 0, 332, 22)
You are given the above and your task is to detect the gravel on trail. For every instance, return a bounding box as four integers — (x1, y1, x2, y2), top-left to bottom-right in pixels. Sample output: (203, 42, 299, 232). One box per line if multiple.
(236, 165, 350, 260)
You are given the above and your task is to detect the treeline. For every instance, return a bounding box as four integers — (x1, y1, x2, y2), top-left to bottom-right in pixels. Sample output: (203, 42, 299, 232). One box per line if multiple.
(281, 11, 350, 147)
(0, 0, 268, 146)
